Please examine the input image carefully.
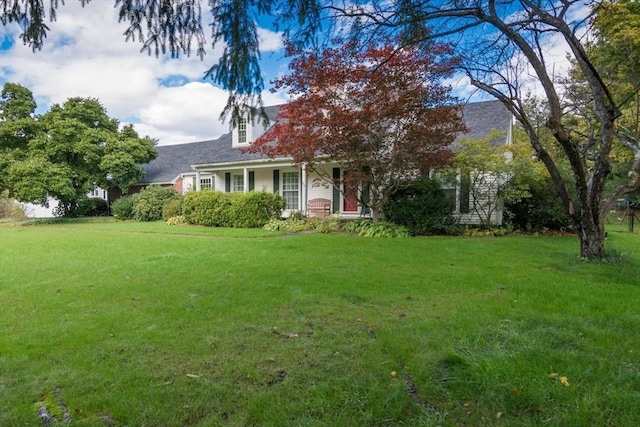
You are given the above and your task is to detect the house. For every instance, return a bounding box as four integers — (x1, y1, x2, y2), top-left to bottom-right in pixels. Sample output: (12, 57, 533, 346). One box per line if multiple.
(134, 100, 512, 223)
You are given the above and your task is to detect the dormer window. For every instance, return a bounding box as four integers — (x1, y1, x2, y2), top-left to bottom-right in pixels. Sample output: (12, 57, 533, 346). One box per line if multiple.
(232, 116, 252, 147)
(238, 118, 247, 144)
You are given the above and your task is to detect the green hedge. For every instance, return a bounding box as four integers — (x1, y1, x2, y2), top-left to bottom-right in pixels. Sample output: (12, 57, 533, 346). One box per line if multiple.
(382, 176, 456, 235)
(132, 186, 181, 222)
(111, 195, 135, 220)
(183, 190, 285, 228)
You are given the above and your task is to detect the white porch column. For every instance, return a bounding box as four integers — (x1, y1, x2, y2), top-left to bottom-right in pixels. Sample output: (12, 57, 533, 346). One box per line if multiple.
(301, 163, 307, 212)
(195, 170, 201, 191)
(243, 167, 249, 193)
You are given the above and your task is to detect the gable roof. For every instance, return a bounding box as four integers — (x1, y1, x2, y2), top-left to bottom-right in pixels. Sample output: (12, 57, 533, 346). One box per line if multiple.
(140, 100, 511, 184)
(140, 105, 281, 184)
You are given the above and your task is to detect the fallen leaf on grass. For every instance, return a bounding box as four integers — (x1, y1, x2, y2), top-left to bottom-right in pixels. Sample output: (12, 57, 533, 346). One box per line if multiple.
(560, 376, 570, 387)
(186, 374, 201, 379)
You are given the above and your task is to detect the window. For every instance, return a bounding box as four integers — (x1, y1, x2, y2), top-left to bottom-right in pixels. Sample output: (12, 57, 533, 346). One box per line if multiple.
(238, 118, 247, 144)
(233, 174, 244, 192)
(282, 171, 299, 210)
(200, 177, 212, 190)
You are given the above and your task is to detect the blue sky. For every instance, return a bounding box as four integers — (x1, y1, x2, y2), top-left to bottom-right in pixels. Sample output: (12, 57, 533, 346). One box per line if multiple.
(0, 1, 289, 145)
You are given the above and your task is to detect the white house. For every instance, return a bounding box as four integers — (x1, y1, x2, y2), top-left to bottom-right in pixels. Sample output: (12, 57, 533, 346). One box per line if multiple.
(134, 100, 513, 223)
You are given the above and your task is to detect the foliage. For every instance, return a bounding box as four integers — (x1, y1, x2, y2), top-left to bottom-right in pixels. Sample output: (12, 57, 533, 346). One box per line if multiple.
(342, 219, 409, 238)
(165, 215, 187, 226)
(309, 217, 342, 234)
(183, 190, 285, 228)
(0, 192, 26, 219)
(230, 191, 286, 228)
(262, 217, 311, 232)
(131, 185, 180, 222)
(506, 176, 573, 232)
(382, 176, 456, 235)
(55, 197, 109, 218)
(448, 131, 541, 229)
(110, 195, 135, 220)
(183, 190, 236, 227)
(247, 38, 465, 221)
(162, 197, 184, 221)
(566, 1, 640, 207)
(0, 83, 157, 217)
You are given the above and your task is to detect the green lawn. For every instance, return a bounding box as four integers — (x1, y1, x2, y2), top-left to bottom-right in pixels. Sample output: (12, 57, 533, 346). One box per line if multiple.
(1, 221, 639, 426)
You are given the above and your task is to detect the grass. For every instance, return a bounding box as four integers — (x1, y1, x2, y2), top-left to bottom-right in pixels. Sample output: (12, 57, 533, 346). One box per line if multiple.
(0, 220, 639, 426)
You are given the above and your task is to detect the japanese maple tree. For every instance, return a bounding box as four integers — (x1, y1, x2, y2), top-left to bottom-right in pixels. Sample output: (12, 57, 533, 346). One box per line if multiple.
(248, 39, 466, 221)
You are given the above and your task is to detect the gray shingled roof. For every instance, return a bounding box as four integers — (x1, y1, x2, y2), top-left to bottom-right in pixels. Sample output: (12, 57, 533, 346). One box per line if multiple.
(140, 100, 510, 184)
(458, 99, 512, 142)
(140, 106, 281, 184)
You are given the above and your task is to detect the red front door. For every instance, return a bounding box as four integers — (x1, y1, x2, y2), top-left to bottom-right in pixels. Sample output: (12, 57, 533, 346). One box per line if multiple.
(343, 172, 359, 212)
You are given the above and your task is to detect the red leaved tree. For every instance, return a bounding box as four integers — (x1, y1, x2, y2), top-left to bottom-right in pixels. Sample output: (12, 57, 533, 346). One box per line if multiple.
(248, 39, 466, 221)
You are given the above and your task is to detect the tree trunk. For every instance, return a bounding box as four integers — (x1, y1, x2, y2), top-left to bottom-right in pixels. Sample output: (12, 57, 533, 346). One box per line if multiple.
(371, 206, 381, 222)
(577, 221, 606, 259)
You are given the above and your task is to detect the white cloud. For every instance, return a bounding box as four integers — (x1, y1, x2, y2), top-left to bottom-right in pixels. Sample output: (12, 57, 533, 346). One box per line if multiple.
(0, 0, 285, 146)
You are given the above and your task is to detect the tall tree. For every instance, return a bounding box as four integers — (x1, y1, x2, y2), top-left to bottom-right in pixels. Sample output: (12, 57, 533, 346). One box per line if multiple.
(0, 84, 157, 216)
(0, 82, 41, 191)
(589, 0, 640, 205)
(247, 40, 465, 221)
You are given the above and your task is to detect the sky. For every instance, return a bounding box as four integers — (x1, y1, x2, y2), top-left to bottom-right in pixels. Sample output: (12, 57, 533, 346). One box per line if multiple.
(0, 1, 579, 147)
(0, 1, 289, 146)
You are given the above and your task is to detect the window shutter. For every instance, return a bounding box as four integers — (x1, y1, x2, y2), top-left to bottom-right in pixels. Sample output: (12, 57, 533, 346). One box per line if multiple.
(225, 173, 231, 192)
(332, 167, 340, 213)
(460, 173, 471, 214)
(248, 171, 255, 191)
(273, 169, 280, 193)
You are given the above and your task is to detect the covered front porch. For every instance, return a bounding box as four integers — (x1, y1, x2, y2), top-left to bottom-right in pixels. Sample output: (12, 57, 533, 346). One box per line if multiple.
(186, 160, 367, 218)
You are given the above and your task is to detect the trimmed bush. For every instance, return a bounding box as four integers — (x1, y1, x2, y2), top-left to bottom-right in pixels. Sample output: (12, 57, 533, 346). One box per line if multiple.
(111, 195, 135, 220)
(382, 177, 456, 235)
(132, 186, 180, 222)
(162, 197, 184, 221)
(184, 190, 285, 228)
(231, 191, 286, 228)
(183, 190, 234, 226)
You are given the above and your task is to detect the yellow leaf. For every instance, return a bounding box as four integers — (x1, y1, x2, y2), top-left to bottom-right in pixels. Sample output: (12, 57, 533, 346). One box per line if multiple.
(560, 376, 570, 387)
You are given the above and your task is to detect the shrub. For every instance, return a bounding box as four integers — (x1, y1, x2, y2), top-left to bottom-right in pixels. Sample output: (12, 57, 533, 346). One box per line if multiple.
(183, 190, 234, 226)
(166, 215, 187, 225)
(184, 190, 285, 228)
(111, 196, 135, 220)
(310, 218, 342, 234)
(343, 220, 409, 238)
(505, 177, 572, 232)
(132, 186, 180, 222)
(382, 176, 457, 235)
(0, 194, 26, 219)
(76, 197, 109, 217)
(262, 218, 311, 232)
(230, 191, 286, 228)
(162, 197, 184, 221)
